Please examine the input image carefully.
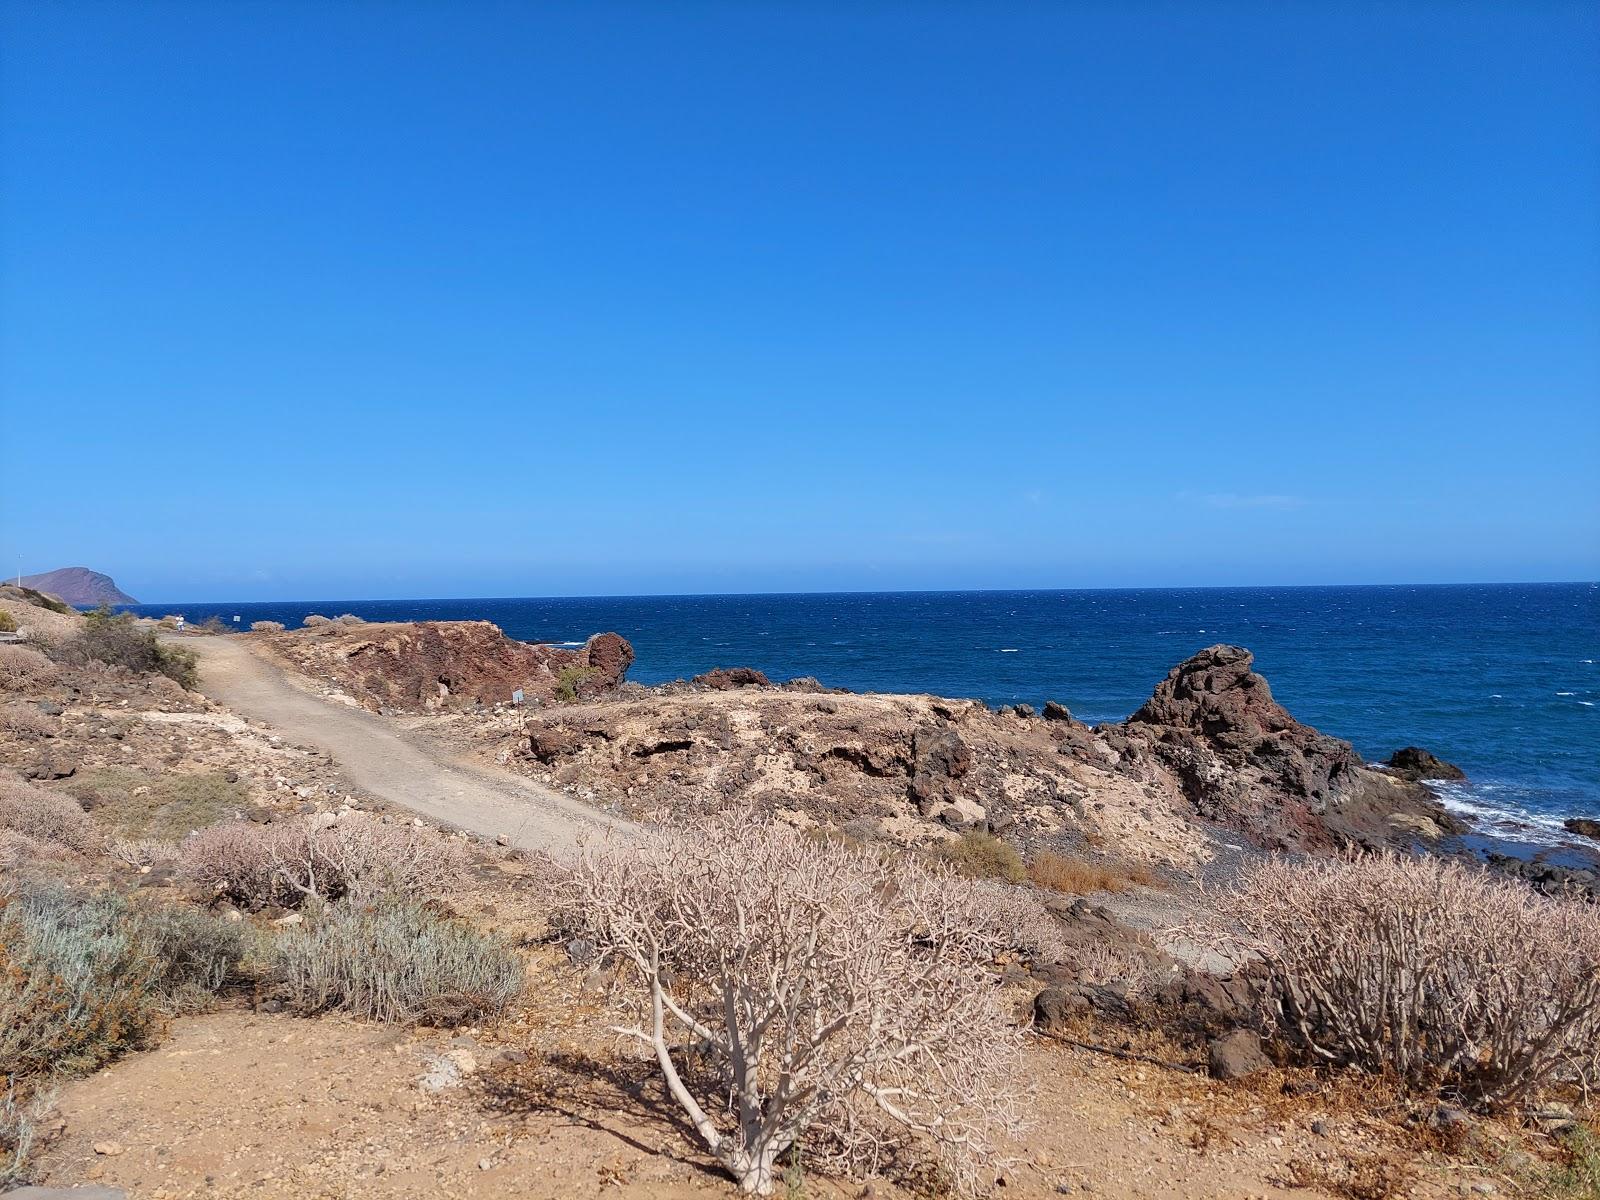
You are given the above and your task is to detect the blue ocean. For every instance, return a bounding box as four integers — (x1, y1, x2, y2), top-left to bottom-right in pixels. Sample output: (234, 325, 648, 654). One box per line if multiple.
(132, 584, 1599, 836)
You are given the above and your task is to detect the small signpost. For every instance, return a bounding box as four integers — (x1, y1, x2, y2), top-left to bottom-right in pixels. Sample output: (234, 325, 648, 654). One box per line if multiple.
(511, 688, 525, 706)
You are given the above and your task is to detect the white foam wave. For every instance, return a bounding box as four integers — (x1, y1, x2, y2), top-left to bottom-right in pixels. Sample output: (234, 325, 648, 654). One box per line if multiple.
(998, 648, 1020, 653)
(1427, 781, 1576, 848)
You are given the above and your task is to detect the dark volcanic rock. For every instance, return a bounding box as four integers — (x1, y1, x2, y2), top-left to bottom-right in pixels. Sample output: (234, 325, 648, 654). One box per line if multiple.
(692, 667, 771, 690)
(1043, 701, 1073, 722)
(583, 633, 635, 690)
(1119, 644, 1455, 852)
(1385, 746, 1467, 782)
(907, 724, 973, 815)
(1208, 1030, 1271, 1080)
(1565, 817, 1600, 842)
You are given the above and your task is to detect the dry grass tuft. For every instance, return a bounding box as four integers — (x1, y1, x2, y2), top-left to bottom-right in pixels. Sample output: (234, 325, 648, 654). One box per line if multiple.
(930, 830, 1026, 884)
(180, 815, 467, 909)
(0, 703, 55, 739)
(1027, 850, 1161, 895)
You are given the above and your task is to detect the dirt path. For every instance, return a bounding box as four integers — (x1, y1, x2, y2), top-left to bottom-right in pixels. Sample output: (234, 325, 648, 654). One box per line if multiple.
(175, 634, 632, 856)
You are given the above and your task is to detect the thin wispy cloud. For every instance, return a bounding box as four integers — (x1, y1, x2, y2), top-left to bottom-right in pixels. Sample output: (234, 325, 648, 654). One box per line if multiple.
(1177, 491, 1308, 511)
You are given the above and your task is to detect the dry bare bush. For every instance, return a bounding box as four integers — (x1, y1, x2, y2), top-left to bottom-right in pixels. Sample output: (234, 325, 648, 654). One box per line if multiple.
(566, 815, 1028, 1196)
(0, 829, 76, 871)
(249, 621, 285, 633)
(109, 838, 180, 868)
(0, 703, 55, 739)
(1201, 853, 1600, 1109)
(180, 815, 466, 908)
(0, 777, 95, 853)
(0, 646, 58, 692)
(302, 614, 331, 627)
(335, 613, 365, 625)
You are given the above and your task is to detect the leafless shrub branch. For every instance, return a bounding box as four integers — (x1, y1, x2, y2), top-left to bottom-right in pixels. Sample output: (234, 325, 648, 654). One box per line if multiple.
(1197, 852, 1600, 1108)
(564, 813, 1029, 1195)
(179, 814, 465, 908)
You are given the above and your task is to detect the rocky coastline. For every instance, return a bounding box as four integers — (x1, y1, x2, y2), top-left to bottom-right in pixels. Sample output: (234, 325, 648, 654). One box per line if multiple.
(249, 614, 1598, 890)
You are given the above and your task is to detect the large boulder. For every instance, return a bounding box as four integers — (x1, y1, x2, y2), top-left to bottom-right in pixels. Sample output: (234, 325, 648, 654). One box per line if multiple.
(1384, 746, 1467, 782)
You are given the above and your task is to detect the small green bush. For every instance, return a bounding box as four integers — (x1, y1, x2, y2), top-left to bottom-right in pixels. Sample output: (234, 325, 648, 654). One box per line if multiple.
(554, 665, 596, 703)
(0, 612, 15, 634)
(52, 607, 197, 689)
(0, 883, 249, 1079)
(277, 899, 522, 1024)
(929, 831, 1026, 884)
(0, 883, 249, 1186)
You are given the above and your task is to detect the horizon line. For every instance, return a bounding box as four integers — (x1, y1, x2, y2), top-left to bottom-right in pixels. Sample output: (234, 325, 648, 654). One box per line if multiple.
(122, 579, 1599, 608)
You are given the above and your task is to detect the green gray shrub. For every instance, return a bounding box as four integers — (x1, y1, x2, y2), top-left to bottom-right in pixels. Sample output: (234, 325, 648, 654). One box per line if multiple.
(276, 899, 522, 1024)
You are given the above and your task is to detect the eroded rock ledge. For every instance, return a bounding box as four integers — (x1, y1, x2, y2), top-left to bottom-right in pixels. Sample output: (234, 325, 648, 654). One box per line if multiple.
(260, 620, 634, 712)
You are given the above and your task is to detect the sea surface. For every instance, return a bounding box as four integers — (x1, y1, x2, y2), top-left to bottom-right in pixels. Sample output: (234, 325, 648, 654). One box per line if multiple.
(132, 584, 1599, 837)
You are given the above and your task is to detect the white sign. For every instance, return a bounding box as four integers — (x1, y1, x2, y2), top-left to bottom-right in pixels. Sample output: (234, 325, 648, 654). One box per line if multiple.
(511, 689, 525, 705)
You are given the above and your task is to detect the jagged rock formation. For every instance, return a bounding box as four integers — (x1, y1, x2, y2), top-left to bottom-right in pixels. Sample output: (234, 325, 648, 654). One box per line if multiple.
(17, 567, 137, 607)
(260, 621, 633, 712)
(1114, 645, 1456, 851)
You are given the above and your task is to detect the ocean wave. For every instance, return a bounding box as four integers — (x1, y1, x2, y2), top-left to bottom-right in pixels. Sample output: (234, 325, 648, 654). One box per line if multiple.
(1426, 780, 1580, 848)
(998, 648, 1020, 653)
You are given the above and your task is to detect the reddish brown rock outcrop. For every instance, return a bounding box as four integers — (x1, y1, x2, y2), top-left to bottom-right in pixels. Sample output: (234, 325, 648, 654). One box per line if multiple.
(262, 621, 633, 712)
(1120, 644, 1455, 851)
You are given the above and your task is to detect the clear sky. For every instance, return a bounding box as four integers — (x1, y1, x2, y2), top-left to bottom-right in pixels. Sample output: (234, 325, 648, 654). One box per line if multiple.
(1, 1, 1596, 601)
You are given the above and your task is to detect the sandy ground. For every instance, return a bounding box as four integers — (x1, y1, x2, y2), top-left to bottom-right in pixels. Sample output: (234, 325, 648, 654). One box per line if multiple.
(38, 993, 1348, 1200)
(172, 634, 632, 856)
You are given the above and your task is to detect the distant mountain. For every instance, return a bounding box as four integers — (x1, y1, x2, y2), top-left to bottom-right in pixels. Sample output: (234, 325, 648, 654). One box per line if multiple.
(17, 567, 138, 607)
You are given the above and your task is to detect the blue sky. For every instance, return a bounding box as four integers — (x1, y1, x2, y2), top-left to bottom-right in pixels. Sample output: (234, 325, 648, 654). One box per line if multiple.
(1, 1, 1596, 601)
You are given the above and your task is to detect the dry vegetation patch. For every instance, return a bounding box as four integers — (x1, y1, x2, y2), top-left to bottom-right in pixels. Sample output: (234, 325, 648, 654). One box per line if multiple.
(63, 767, 249, 840)
(1203, 853, 1600, 1109)
(1026, 850, 1161, 895)
(566, 814, 1031, 1196)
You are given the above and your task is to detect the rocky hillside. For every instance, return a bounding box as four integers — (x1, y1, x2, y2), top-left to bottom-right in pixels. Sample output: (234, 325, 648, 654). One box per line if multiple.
(18, 567, 137, 607)
(257, 619, 634, 712)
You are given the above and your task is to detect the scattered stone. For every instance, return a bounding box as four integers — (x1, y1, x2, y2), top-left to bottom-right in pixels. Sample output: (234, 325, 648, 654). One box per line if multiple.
(1042, 701, 1072, 722)
(271, 913, 304, 927)
(418, 1048, 478, 1094)
(1207, 1030, 1271, 1080)
(91, 1141, 126, 1157)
